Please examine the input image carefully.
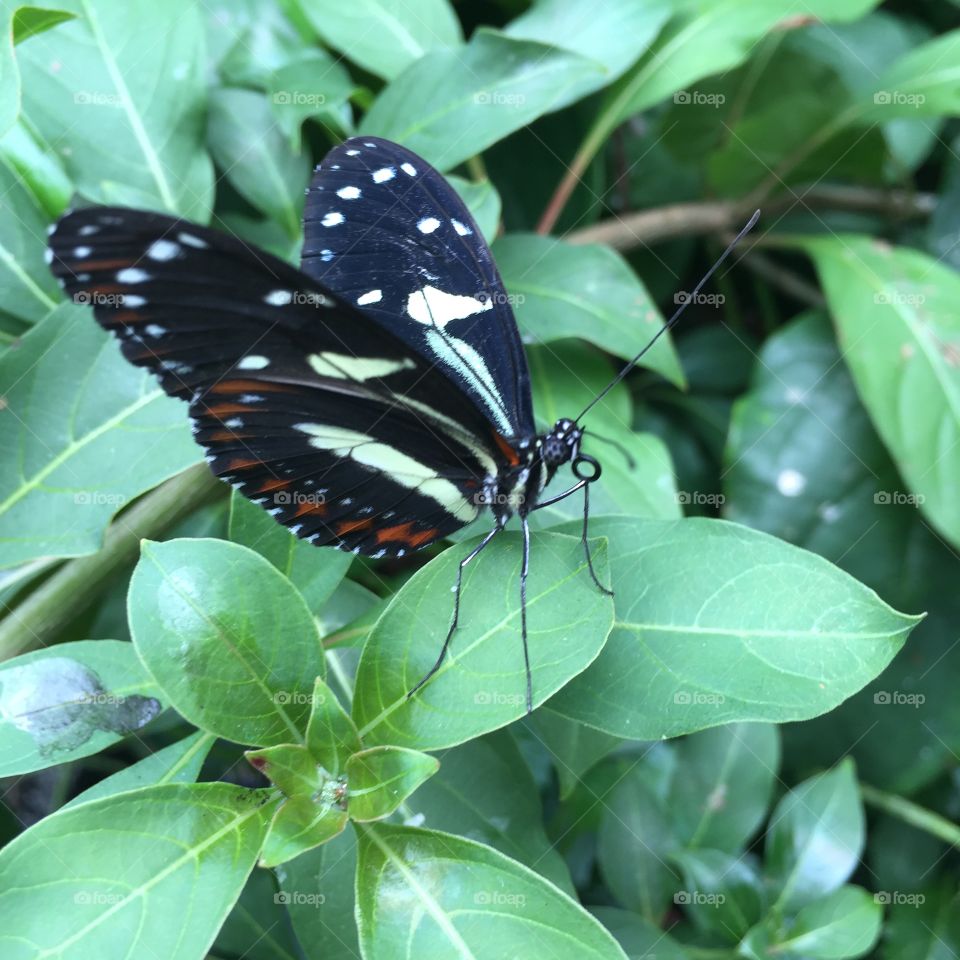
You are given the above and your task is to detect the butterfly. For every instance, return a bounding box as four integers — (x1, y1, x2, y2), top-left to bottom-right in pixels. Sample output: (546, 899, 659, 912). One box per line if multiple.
(47, 135, 757, 712)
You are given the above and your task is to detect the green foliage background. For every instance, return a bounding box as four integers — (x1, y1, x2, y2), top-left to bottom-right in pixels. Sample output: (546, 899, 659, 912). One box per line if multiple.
(0, 0, 958, 957)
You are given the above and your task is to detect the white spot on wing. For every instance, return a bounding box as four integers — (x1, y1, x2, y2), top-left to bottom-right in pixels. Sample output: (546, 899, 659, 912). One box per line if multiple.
(146, 239, 180, 261)
(321, 211, 344, 227)
(238, 355, 270, 370)
(144, 324, 166, 337)
(78, 225, 99, 236)
(451, 219, 472, 236)
(264, 289, 293, 306)
(357, 289, 382, 306)
(372, 167, 395, 183)
(177, 232, 208, 249)
(73, 246, 92, 257)
(401, 162, 417, 176)
(417, 217, 441, 234)
(406, 285, 492, 328)
(346, 149, 360, 156)
(336, 186, 361, 199)
(122, 294, 146, 307)
(117, 268, 149, 283)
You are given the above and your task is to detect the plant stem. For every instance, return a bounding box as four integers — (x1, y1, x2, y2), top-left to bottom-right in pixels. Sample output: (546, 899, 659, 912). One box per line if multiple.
(466, 154, 488, 183)
(860, 781, 960, 847)
(0, 463, 223, 660)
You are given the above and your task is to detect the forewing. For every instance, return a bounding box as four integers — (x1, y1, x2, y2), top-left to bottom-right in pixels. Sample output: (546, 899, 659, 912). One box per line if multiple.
(48, 207, 499, 555)
(301, 135, 535, 441)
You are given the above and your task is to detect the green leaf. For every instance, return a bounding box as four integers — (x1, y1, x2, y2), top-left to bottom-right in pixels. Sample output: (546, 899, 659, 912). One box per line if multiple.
(305, 676, 361, 777)
(597, 768, 677, 920)
(228, 492, 351, 614)
(215, 868, 302, 960)
(260, 795, 348, 869)
(277, 829, 360, 959)
(670, 848, 763, 942)
(865, 29, 960, 119)
(63, 730, 214, 809)
(295, 0, 462, 81)
(360, 29, 605, 171)
(17, 0, 213, 218)
(346, 745, 439, 821)
(267, 52, 355, 149)
(494, 234, 683, 385)
(352, 531, 613, 750)
(803, 236, 960, 551)
(247, 743, 321, 797)
(356, 823, 629, 959)
(0, 782, 273, 959)
(766, 760, 864, 912)
(724, 311, 918, 602)
(527, 710, 622, 800)
(129, 537, 323, 747)
(885, 882, 960, 960)
(0, 4, 74, 135)
(590, 907, 689, 960)
(0, 118, 73, 217)
(742, 886, 882, 959)
(0, 305, 200, 568)
(529, 343, 681, 524)
(668, 723, 780, 853)
(547, 517, 920, 738)
(448, 174, 501, 243)
(0, 152, 60, 323)
(606, 0, 880, 124)
(407, 730, 573, 893)
(505, 0, 671, 93)
(0, 639, 161, 776)
(208, 88, 310, 239)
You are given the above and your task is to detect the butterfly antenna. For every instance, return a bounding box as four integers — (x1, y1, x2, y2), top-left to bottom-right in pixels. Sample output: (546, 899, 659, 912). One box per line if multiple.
(576, 209, 760, 423)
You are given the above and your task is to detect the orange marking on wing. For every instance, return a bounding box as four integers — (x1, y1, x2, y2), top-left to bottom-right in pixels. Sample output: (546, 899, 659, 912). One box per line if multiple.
(375, 522, 438, 548)
(336, 517, 374, 535)
(294, 499, 327, 518)
(492, 431, 521, 467)
(226, 457, 262, 471)
(101, 311, 142, 326)
(204, 402, 250, 417)
(255, 478, 290, 494)
(208, 430, 252, 442)
(73, 259, 133, 271)
(211, 379, 298, 394)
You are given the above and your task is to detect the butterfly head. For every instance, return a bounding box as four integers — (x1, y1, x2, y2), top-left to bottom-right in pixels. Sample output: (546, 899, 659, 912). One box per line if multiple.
(542, 418, 583, 468)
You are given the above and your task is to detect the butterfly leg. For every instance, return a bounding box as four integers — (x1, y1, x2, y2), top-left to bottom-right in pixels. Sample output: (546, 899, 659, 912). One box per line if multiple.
(520, 513, 533, 714)
(406, 522, 503, 701)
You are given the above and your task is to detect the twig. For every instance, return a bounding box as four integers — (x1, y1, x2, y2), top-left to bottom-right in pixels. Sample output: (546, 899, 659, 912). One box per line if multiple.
(860, 781, 960, 848)
(739, 250, 826, 308)
(564, 185, 935, 251)
(0, 463, 223, 660)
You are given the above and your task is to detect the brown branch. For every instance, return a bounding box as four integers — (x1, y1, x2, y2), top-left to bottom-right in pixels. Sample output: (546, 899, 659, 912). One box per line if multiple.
(564, 185, 935, 251)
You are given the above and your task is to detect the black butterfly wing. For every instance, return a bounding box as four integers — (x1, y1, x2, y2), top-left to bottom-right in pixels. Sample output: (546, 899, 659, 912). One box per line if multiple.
(48, 207, 506, 556)
(301, 135, 535, 443)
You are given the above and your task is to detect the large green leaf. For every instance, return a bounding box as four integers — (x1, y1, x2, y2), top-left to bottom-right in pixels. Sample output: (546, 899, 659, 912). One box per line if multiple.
(129, 538, 323, 747)
(0, 782, 274, 959)
(17, 0, 213, 218)
(0, 639, 161, 776)
(605, 0, 880, 124)
(353, 530, 613, 750)
(409, 731, 574, 893)
(494, 234, 683, 385)
(360, 29, 605, 171)
(208, 88, 310, 239)
(547, 516, 920, 738)
(0, 117, 73, 217)
(355, 823, 629, 959)
(804, 236, 960, 550)
(295, 0, 462, 81)
(0, 305, 199, 568)
(766, 760, 864, 912)
(505, 0, 671, 95)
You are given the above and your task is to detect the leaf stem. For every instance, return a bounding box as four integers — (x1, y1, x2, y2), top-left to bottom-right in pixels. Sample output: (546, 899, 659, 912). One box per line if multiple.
(860, 781, 960, 847)
(0, 463, 223, 660)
